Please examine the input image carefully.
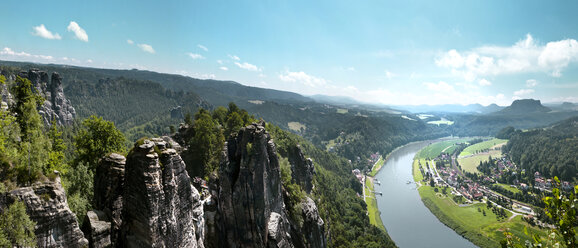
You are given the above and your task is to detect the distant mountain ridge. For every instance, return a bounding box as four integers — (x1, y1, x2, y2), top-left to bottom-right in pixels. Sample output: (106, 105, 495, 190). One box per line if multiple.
(497, 99, 551, 115)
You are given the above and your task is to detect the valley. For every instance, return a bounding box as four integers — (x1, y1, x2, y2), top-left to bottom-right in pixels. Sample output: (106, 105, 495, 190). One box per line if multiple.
(1, 61, 577, 247)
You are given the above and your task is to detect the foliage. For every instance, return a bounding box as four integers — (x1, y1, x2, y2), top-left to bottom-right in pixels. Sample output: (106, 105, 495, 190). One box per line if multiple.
(279, 156, 305, 226)
(74, 115, 126, 171)
(0, 200, 37, 247)
(542, 177, 576, 247)
(503, 116, 578, 180)
(181, 103, 254, 178)
(46, 123, 69, 175)
(64, 161, 93, 225)
(186, 109, 225, 177)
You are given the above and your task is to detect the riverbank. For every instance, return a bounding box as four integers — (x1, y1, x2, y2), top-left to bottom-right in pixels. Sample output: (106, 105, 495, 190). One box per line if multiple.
(411, 140, 549, 248)
(364, 176, 386, 231)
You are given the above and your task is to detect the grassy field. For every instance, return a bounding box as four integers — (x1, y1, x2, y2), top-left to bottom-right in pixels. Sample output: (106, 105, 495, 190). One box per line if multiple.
(459, 138, 507, 157)
(457, 138, 507, 173)
(365, 177, 386, 231)
(417, 138, 470, 159)
(417, 185, 548, 247)
(369, 157, 384, 177)
(497, 183, 522, 194)
(413, 158, 425, 182)
(336, 108, 348, 114)
(287, 121, 306, 132)
(458, 149, 502, 174)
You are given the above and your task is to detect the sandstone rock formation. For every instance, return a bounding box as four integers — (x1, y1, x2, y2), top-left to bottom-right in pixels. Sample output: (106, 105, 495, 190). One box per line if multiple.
(6, 176, 88, 247)
(287, 145, 315, 194)
(121, 138, 202, 247)
(211, 121, 303, 248)
(300, 197, 326, 248)
(18, 69, 76, 126)
(85, 138, 205, 248)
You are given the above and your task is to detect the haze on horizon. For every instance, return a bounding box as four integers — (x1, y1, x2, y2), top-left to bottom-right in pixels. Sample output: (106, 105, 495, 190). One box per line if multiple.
(1, 0, 578, 106)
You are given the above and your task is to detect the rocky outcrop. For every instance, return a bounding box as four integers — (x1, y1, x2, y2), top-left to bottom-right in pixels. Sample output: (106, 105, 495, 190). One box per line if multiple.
(86, 138, 205, 248)
(170, 106, 184, 119)
(121, 137, 203, 248)
(212, 121, 294, 248)
(287, 145, 315, 194)
(18, 69, 76, 126)
(90, 153, 126, 247)
(7, 176, 88, 247)
(300, 197, 326, 248)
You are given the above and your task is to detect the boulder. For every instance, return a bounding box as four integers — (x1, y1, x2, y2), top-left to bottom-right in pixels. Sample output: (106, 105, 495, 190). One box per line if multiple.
(9, 176, 88, 247)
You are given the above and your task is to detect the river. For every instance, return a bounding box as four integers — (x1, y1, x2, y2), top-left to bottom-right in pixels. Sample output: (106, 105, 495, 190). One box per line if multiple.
(374, 141, 476, 248)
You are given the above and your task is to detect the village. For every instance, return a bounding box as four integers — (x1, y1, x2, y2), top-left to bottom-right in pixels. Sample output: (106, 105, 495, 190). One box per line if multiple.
(354, 146, 573, 229)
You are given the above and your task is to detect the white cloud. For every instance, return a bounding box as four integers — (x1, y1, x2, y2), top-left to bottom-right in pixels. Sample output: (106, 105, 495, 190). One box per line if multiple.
(514, 88, 535, 96)
(187, 52, 204, 59)
(198, 44, 208, 52)
(86, 59, 93, 63)
(423, 81, 454, 92)
(385, 70, 396, 79)
(32, 24, 61, 40)
(347, 67, 356, 71)
(279, 71, 328, 88)
(217, 60, 223, 64)
(137, 44, 155, 54)
(538, 39, 578, 77)
(435, 49, 464, 68)
(1, 47, 54, 60)
(220, 66, 228, 71)
(228, 54, 240, 61)
(436, 34, 578, 80)
(67, 21, 88, 42)
(234, 62, 260, 71)
(127, 39, 134, 45)
(478, 78, 492, 86)
(526, 79, 539, 87)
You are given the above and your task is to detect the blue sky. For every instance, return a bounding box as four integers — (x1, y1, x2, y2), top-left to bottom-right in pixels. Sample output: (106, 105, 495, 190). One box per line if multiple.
(1, 0, 578, 106)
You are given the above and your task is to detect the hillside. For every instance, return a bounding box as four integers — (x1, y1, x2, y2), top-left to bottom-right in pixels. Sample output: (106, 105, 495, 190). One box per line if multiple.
(503, 116, 578, 180)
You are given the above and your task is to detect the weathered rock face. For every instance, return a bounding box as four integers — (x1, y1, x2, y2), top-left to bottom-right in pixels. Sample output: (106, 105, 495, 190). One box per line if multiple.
(214, 121, 294, 248)
(84, 210, 112, 248)
(0, 72, 14, 111)
(18, 69, 76, 126)
(288, 145, 315, 194)
(7, 176, 88, 247)
(300, 197, 326, 248)
(121, 138, 203, 248)
(92, 153, 125, 247)
(170, 105, 184, 119)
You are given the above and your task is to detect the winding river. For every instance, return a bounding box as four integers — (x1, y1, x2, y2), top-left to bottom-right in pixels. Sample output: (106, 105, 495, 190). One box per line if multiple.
(374, 141, 476, 248)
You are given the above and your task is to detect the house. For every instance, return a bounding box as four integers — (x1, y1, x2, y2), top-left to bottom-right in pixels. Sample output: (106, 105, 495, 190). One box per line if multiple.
(520, 183, 528, 190)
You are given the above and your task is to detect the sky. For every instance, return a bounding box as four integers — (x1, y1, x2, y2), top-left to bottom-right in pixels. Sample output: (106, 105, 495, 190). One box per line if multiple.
(1, 0, 578, 106)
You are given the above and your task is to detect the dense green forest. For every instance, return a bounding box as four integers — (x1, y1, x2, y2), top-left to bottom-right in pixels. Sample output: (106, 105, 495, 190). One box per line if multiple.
(502, 117, 578, 181)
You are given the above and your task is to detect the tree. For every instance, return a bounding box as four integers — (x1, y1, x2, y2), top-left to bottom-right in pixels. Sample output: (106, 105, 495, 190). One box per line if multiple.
(188, 110, 224, 177)
(184, 112, 193, 126)
(211, 106, 228, 125)
(225, 111, 243, 137)
(11, 76, 43, 141)
(543, 177, 577, 247)
(0, 200, 37, 247)
(46, 123, 68, 175)
(74, 115, 126, 170)
(11, 76, 49, 184)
